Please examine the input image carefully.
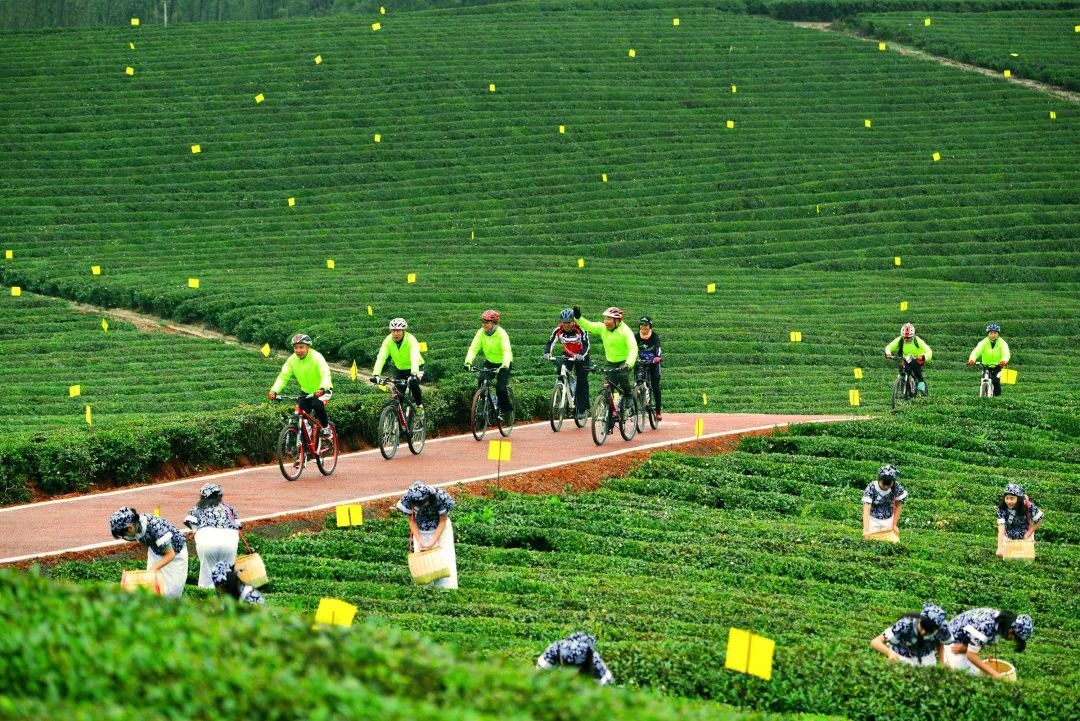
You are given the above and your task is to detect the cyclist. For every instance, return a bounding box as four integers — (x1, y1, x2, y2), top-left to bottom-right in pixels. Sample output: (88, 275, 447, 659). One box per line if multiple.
(573, 306, 637, 405)
(967, 323, 1010, 397)
(464, 310, 513, 420)
(267, 333, 333, 440)
(544, 308, 591, 421)
(635, 316, 663, 422)
(372, 318, 425, 414)
(884, 322, 932, 393)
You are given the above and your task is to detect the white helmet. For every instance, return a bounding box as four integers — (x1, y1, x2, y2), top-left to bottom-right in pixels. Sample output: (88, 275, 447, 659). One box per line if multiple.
(389, 318, 408, 330)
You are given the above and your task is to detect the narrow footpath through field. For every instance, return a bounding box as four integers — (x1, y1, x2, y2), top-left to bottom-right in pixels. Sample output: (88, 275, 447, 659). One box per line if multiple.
(0, 412, 855, 563)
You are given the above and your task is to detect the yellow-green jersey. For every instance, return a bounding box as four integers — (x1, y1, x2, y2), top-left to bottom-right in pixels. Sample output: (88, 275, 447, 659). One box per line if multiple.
(373, 332, 424, 375)
(578, 317, 638, 366)
(465, 326, 513, 366)
(271, 349, 333, 394)
(969, 336, 1010, 365)
(885, 336, 933, 362)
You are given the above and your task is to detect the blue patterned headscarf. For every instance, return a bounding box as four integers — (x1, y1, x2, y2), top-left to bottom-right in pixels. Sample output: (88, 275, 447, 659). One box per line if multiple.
(109, 507, 137, 537)
(877, 465, 899, 481)
(920, 603, 946, 631)
(1013, 614, 1034, 641)
(1004, 483, 1025, 498)
(211, 561, 232, 586)
(558, 632, 597, 665)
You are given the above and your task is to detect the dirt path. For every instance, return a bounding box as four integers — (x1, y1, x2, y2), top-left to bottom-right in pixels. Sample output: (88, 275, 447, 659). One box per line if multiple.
(792, 22, 1080, 103)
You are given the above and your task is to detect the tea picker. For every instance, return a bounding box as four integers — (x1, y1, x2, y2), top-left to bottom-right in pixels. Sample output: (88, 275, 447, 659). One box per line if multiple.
(870, 603, 951, 666)
(396, 482, 458, 589)
(536, 632, 613, 685)
(211, 561, 264, 605)
(862, 465, 907, 541)
(184, 483, 242, 589)
(110, 506, 189, 598)
(944, 608, 1033, 677)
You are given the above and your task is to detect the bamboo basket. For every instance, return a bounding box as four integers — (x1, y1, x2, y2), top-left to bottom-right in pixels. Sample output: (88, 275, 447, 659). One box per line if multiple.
(1003, 539, 1035, 561)
(866, 529, 900, 543)
(408, 547, 451, 585)
(235, 553, 269, 588)
(985, 658, 1017, 681)
(120, 569, 163, 595)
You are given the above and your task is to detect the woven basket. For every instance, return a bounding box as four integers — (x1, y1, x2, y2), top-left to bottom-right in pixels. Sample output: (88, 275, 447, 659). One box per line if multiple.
(120, 569, 163, 595)
(235, 553, 269, 588)
(866, 529, 900, 543)
(1003, 539, 1035, 560)
(408, 547, 451, 585)
(985, 658, 1017, 681)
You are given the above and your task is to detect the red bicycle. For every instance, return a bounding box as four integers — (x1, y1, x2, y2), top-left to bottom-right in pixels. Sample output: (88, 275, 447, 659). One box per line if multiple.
(273, 394, 338, 481)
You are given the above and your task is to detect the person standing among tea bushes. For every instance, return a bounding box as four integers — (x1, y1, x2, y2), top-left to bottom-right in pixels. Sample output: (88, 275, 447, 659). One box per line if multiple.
(943, 608, 1033, 677)
(862, 465, 907, 539)
(396, 482, 458, 589)
(871, 603, 951, 666)
(109, 506, 189, 598)
(536, 632, 613, 685)
(184, 483, 242, 589)
(996, 483, 1043, 557)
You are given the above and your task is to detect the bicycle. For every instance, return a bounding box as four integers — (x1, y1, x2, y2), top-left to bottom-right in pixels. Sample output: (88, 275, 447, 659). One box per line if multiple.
(468, 366, 515, 441)
(890, 355, 928, 410)
(272, 394, 338, 481)
(634, 359, 660, 431)
(591, 366, 638, 445)
(974, 363, 996, 398)
(546, 356, 592, 432)
(372, 375, 425, 459)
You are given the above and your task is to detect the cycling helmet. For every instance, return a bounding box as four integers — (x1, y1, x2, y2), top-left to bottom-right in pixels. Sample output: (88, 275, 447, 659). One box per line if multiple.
(900, 323, 915, 340)
(1004, 483, 1025, 498)
(639, 316, 652, 327)
(560, 308, 575, 322)
(1012, 614, 1034, 641)
(109, 507, 137, 537)
(389, 318, 408, 330)
(920, 603, 947, 633)
(211, 561, 232, 586)
(986, 323, 1001, 333)
(290, 333, 313, 346)
(481, 310, 500, 323)
(602, 307, 624, 320)
(877, 464, 900, 482)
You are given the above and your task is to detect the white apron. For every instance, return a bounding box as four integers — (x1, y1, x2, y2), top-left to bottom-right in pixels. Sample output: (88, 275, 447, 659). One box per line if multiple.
(896, 652, 937, 667)
(943, 646, 982, 675)
(194, 527, 239, 588)
(868, 515, 894, 533)
(147, 544, 189, 598)
(412, 518, 458, 589)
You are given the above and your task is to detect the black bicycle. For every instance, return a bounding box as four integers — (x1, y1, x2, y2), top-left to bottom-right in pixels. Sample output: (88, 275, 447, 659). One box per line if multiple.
(468, 366, 515, 441)
(591, 366, 638, 445)
(272, 394, 338, 481)
(372, 376, 425, 459)
(634, 360, 660, 431)
(891, 355, 928, 409)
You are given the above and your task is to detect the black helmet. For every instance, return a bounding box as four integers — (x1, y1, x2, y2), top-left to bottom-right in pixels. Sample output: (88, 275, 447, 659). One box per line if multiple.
(638, 316, 652, 327)
(290, 333, 313, 346)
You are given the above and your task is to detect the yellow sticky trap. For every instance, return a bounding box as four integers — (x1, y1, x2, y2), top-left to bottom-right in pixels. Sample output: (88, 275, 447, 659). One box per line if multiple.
(628, 49, 636, 58)
(489, 83, 496, 92)
(288, 197, 296, 207)
(731, 85, 737, 93)
(187, 278, 200, 289)
(578, 258, 585, 268)
(367, 305, 373, 316)
(853, 367, 863, 380)
(10, 287, 20, 296)
(125, 66, 134, 76)
(816, 204, 820, 214)
(726, 628, 775, 681)
(153, 508, 160, 517)
(470, 230, 475, 240)
(1001, 368, 1018, 385)
(726, 120, 735, 129)
(849, 389, 861, 407)
(707, 283, 716, 293)
(1050, 111, 1056, 120)
(129, 42, 135, 50)
(878, 42, 886, 51)
(702, 393, 708, 405)
(69, 385, 81, 398)
(260, 343, 271, 357)
(380, 6, 386, 13)
(1010, 53, 1018, 57)
(864, 119, 872, 128)
(932, 151, 941, 162)
(255, 93, 265, 103)
(900, 301, 908, 311)
(790, 331, 802, 343)
(130, 18, 140, 26)
(559, 125, 565, 134)
(601, 173, 608, 182)
(336, 504, 364, 527)
(191, 144, 201, 154)
(894, 256, 902, 266)
(374, 133, 381, 143)
(313, 598, 357, 627)
(726, 628, 752, 673)
(1076, 24, 1080, 32)
(419, 341, 428, 352)
(407, 273, 416, 284)
(327, 259, 335, 269)
(85, 405, 93, 426)
(673, 18, 680, 26)
(694, 419, 704, 437)
(371, 22, 381, 30)
(487, 440, 512, 462)
(101, 319, 109, 333)
(350, 361, 358, 381)
(4, 250, 11, 259)
(91, 265, 101, 275)
(1004, 70, 1011, 78)
(315, 55, 323, 64)
(924, 17, 931, 26)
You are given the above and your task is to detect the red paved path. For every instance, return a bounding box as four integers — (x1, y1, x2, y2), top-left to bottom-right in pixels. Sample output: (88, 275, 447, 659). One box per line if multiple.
(0, 413, 855, 563)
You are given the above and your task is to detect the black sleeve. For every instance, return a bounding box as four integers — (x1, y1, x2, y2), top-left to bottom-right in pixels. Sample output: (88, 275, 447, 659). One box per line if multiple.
(580, 328, 590, 357)
(544, 327, 559, 355)
(653, 331, 662, 357)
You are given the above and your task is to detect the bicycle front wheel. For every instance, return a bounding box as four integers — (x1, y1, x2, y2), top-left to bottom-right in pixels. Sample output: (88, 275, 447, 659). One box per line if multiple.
(620, 395, 639, 441)
(645, 386, 658, 429)
(470, 388, 489, 441)
(277, 425, 305, 481)
(549, 382, 565, 432)
(407, 407, 426, 455)
(378, 404, 401, 459)
(892, 375, 903, 410)
(591, 393, 610, 446)
(498, 386, 516, 437)
(316, 423, 339, 476)
(979, 378, 991, 398)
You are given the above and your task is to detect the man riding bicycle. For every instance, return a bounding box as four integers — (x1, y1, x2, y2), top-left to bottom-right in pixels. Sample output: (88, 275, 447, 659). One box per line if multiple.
(635, 316, 663, 422)
(967, 323, 1010, 397)
(544, 308, 592, 421)
(372, 318, 426, 413)
(465, 309, 513, 420)
(573, 306, 637, 402)
(885, 322, 932, 392)
(268, 333, 333, 439)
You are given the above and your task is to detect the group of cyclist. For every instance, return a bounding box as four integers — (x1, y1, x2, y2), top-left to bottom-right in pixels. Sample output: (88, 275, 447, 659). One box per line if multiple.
(885, 322, 1011, 397)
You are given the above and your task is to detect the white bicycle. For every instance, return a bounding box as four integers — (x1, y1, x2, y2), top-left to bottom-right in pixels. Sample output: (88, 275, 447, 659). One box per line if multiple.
(546, 356, 593, 432)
